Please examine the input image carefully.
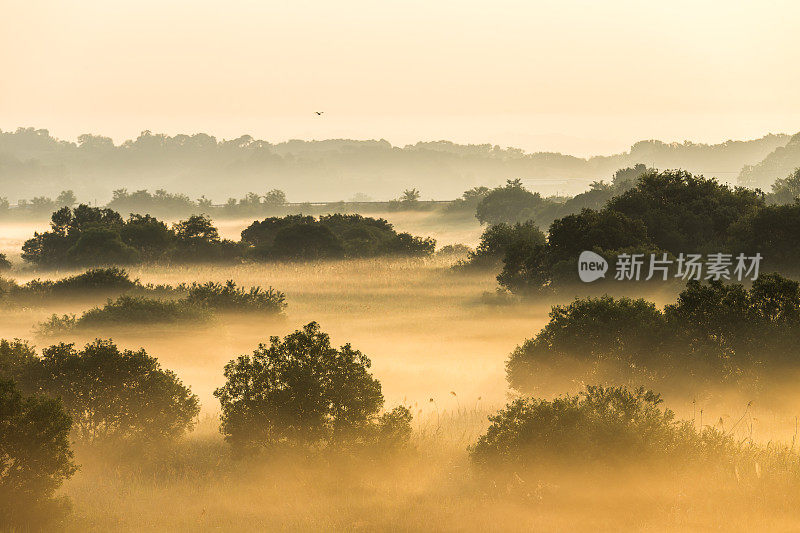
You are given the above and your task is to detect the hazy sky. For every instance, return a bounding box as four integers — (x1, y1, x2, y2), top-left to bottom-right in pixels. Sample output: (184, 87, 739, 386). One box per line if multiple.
(2, 0, 799, 155)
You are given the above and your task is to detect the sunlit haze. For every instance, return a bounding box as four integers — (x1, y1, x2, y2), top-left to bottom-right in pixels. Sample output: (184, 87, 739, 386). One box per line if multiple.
(2, 0, 799, 155)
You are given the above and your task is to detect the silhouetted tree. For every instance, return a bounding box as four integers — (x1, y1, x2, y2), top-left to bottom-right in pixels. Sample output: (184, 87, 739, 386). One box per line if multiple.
(0, 380, 76, 529)
(18, 340, 199, 443)
(215, 322, 406, 455)
(476, 179, 544, 225)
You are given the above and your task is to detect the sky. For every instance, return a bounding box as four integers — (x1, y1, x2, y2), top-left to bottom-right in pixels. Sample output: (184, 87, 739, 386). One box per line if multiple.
(2, 0, 799, 156)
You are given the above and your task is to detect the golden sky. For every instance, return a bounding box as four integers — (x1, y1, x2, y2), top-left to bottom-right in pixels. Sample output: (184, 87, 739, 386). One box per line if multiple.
(2, 0, 799, 155)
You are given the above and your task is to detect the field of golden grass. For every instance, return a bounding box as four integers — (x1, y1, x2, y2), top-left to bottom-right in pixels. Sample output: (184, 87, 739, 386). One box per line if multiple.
(4, 218, 800, 531)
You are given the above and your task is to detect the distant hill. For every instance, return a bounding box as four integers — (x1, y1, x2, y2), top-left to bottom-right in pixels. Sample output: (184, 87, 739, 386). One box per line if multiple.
(738, 132, 800, 189)
(0, 128, 790, 202)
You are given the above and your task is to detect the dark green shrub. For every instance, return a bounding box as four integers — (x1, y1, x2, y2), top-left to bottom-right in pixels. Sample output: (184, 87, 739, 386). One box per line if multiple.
(215, 322, 410, 455)
(79, 296, 211, 326)
(39, 296, 211, 333)
(17, 340, 199, 443)
(471, 386, 730, 472)
(271, 223, 345, 259)
(185, 280, 286, 314)
(28, 267, 138, 295)
(459, 222, 545, 270)
(475, 179, 544, 226)
(0, 379, 77, 529)
(507, 275, 800, 394)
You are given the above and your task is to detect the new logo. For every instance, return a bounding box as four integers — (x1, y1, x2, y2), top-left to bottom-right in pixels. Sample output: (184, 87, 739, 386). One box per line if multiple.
(578, 251, 608, 282)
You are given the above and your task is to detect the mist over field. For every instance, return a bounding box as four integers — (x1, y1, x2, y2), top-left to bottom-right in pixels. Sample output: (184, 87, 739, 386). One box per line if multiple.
(5, 0, 800, 530)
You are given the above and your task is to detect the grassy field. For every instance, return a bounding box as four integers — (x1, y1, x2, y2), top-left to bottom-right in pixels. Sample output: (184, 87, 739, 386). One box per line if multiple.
(3, 218, 800, 531)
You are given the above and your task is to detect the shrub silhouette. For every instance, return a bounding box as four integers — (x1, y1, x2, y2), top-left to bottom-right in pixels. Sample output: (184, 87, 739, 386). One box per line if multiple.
(459, 221, 545, 270)
(185, 280, 287, 313)
(471, 385, 735, 473)
(10, 340, 199, 443)
(0, 379, 77, 529)
(65, 295, 210, 330)
(271, 223, 345, 259)
(215, 322, 410, 455)
(475, 179, 544, 226)
(507, 274, 800, 393)
(242, 213, 435, 259)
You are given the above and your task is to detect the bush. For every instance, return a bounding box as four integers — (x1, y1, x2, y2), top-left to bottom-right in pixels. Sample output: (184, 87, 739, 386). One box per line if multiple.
(506, 296, 666, 393)
(215, 322, 410, 455)
(242, 214, 435, 260)
(0, 379, 77, 529)
(475, 179, 544, 226)
(27, 267, 138, 295)
(471, 386, 717, 470)
(185, 280, 286, 314)
(506, 275, 800, 394)
(77, 296, 211, 328)
(0, 253, 10, 271)
(271, 223, 345, 259)
(10, 340, 199, 443)
(460, 221, 546, 272)
(436, 243, 473, 259)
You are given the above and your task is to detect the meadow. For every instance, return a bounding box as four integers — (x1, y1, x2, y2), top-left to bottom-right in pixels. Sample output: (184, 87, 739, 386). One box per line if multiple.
(4, 216, 800, 531)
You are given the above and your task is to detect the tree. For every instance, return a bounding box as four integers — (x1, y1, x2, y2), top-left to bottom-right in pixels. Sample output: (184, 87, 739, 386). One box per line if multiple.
(55, 190, 77, 208)
(505, 275, 800, 394)
(767, 168, 800, 205)
(472, 221, 545, 261)
(270, 223, 345, 259)
(173, 214, 220, 243)
(605, 169, 763, 253)
(0, 253, 10, 271)
(506, 296, 666, 393)
(0, 380, 77, 529)
(475, 179, 544, 225)
(263, 189, 287, 206)
(120, 214, 175, 260)
(20, 340, 199, 443)
(400, 188, 421, 205)
(66, 227, 140, 265)
(215, 322, 394, 454)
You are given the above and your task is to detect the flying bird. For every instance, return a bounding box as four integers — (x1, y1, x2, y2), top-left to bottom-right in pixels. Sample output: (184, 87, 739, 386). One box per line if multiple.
(315, 111, 324, 116)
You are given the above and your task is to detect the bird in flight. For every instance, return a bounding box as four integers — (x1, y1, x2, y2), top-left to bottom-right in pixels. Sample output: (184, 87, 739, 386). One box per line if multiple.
(315, 111, 324, 116)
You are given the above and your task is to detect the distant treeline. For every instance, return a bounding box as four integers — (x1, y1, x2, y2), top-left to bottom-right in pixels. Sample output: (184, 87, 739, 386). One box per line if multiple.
(0, 127, 791, 201)
(19, 206, 436, 267)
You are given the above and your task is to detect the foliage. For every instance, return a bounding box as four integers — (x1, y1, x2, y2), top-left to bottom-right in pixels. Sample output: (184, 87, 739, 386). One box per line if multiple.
(185, 280, 287, 313)
(40, 296, 211, 333)
(27, 267, 138, 295)
(506, 274, 800, 393)
(21, 205, 235, 266)
(461, 222, 546, 271)
(436, 243, 473, 259)
(5, 340, 199, 443)
(766, 168, 800, 205)
(242, 213, 435, 259)
(605, 169, 763, 253)
(475, 179, 544, 226)
(494, 170, 779, 292)
(471, 385, 729, 471)
(0, 253, 10, 271)
(215, 322, 410, 454)
(0, 379, 77, 529)
(271, 223, 345, 259)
